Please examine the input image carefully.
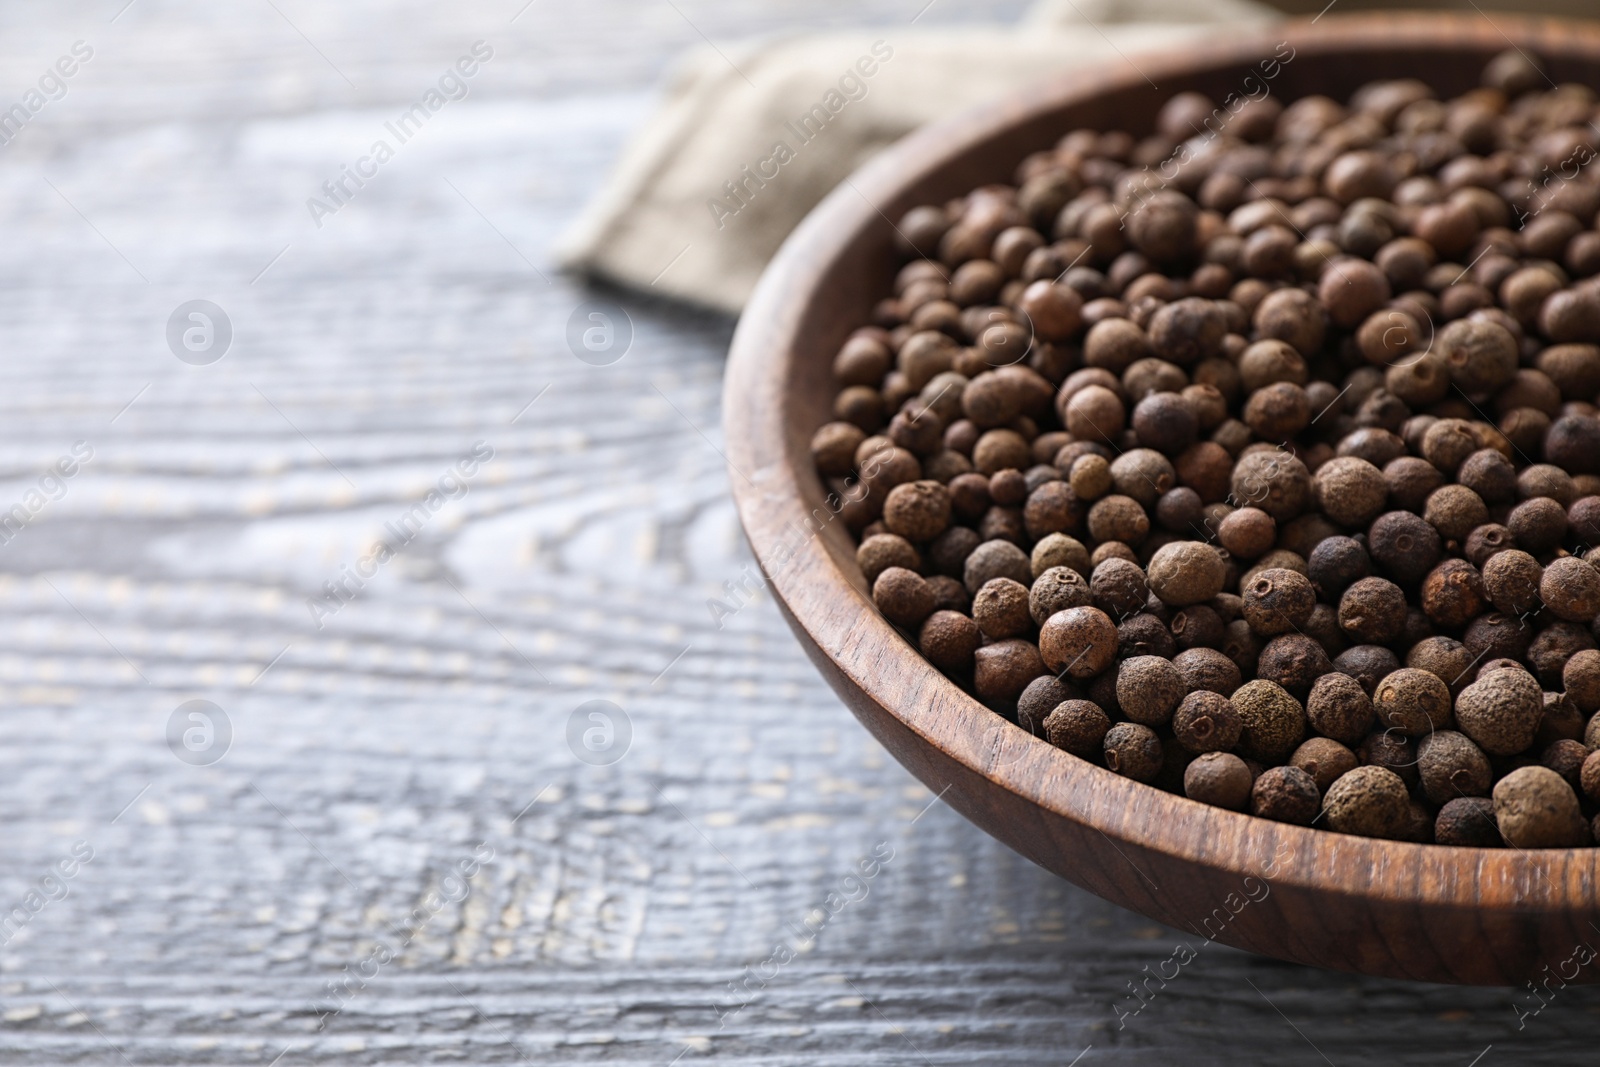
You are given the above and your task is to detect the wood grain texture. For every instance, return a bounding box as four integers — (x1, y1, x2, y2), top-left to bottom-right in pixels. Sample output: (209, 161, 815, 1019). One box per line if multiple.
(0, 0, 1596, 1063)
(727, 11, 1600, 992)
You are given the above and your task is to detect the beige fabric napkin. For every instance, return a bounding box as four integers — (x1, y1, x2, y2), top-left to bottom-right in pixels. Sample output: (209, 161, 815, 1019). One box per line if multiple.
(556, 0, 1281, 314)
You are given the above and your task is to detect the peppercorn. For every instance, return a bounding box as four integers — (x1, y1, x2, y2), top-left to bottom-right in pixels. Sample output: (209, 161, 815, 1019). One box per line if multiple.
(1493, 766, 1590, 848)
(1337, 577, 1407, 644)
(882, 480, 953, 542)
(1373, 668, 1454, 738)
(1103, 722, 1164, 782)
(1415, 730, 1492, 805)
(873, 567, 936, 628)
(1089, 557, 1150, 617)
(926, 575, 969, 614)
(1169, 604, 1225, 651)
(1435, 796, 1502, 847)
(1251, 766, 1321, 825)
(1043, 699, 1111, 759)
(1506, 496, 1568, 555)
(1542, 739, 1590, 793)
(973, 638, 1047, 703)
(1311, 457, 1388, 528)
(1241, 568, 1316, 637)
(1540, 556, 1600, 623)
(1382, 456, 1444, 514)
(1232, 679, 1307, 762)
(1324, 765, 1411, 838)
(973, 578, 1033, 639)
(1368, 510, 1443, 584)
(1581, 750, 1600, 803)
(1545, 414, 1600, 477)
(1038, 605, 1118, 679)
(1185, 752, 1253, 810)
(1455, 666, 1543, 756)
(1256, 633, 1333, 697)
(919, 610, 982, 673)
(1032, 534, 1090, 581)
(1422, 485, 1488, 544)
(1564, 648, 1600, 714)
(1463, 523, 1515, 567)
(963, 538, 1032, 594)
(1230, 449, 1311, 522)
(1144, 540, 1227, 608)
(1115, 655, 1185, 728)
(1419, 559, 1486, 629)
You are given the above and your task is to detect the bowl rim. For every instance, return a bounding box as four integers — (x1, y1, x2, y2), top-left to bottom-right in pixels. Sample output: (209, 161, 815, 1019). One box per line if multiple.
(726, 11, 1600, 913)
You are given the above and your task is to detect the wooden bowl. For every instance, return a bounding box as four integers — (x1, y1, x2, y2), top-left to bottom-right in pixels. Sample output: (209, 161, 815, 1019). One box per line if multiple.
(725, 13, 1600, 985)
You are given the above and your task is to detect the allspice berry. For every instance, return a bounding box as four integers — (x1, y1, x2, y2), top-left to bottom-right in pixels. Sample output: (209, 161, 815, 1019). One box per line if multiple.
(858, 533, 920, 584)
(963, 538, 1032, 594)
(1116, 655, 1186, 726)
(1313, 456, 1388, 527)
(1368, 510, 1442, 584)
(1455, 666, 1543, 755)
(1373, 668, 1453, 737)
(973, 639, 1047, 702)
(1481, 550, 1543, 616)
(1173, 647, 1242, 697)
(1242, 567, 1316, 636)
(1306, 672, 1375, 745)
(1563, 648, 1600, 714)
(1043, 699, 1111, 759)
(1103, 722, 1163, 782)
(1028, 565, 1092, 625)
(919, 610, 981, 672)
(1540, 556, 1600, 623)
(1290, 737, 1359, 793)
(1146, 540, 1227, 606)
(1250, 766, 1321, 825)
(1217, 507, 1275, 559)
(973, 578, 1033, 639)
(882, 480, 952, 541)
(1338, 577, 1408, 644)
(1038, 606, 1118, 679)
(1493, 766, 1589, 848)
(1420, 559, 1486, 629)
(1416, 730, 1492, 805)
(872, 567, 935, 627)
(1185, 752, 1253, 810)
(1090, 557, 1150, 616)
(1172, 690, 1242, 753)
(1232, 679, 1307, 762)
(1435, 796, 1502, 847)
(1323, 766, 1411, 839)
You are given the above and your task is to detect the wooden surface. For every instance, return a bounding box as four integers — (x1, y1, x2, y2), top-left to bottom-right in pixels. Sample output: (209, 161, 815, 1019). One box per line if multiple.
(726, 13, 1600, 990)
(0, 0, 1594, 1063)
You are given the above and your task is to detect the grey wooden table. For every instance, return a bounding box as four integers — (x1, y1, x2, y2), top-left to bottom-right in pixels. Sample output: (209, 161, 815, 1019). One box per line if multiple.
(0, 1, 1595, 1063)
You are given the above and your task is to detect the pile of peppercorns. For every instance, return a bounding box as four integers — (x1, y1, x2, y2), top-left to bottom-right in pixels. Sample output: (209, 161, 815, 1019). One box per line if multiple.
(810, 50, 1600, 847)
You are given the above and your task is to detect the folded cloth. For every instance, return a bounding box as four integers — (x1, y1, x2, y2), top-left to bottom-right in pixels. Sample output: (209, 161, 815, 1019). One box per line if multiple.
(556, 0, 1280, 314)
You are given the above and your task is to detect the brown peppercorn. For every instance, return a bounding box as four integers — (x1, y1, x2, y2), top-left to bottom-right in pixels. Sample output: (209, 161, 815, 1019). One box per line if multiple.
(1564, 648, 1600, 714)
(1241, 568, 1316, 637)
(1087, 495, 1151, 545)
(1230, 449, 1311, 522)
(1017, 675, 1078, 736)
(963, 539, 1032, 595)
(1232, 679, 1307, 762)
(1338, 577, 1408, 644)
(1131, 391, 1198, 454)
(1528, 623, 1596, 690)
(1383, 456, 1445, 514)
(1542, 739, 1590, 793)
(989, 469, 1026, 507)
(1422, 485, 1488, 543)
(1438, 317, 1519, 394)
(1118, 612, 1175, 660)
(1540, 556, 1600, 623)
(1043, 699, 1111, 759)
(1250, 765, 1321, 825)
(1420, 419, 1480, 477)
(1243, 382, 1312, 440)
(1463, 612, 1533, 663)
(1359, 729, 1419, 789)
(1089, 557, 1149, 617)
(1419, 559, 1486, 629)
(873, 567, 936, 627)
(1167, 690, 1238, 754)
(1323, 766, 1412, 839)
(1455, 666, 1543, 755)
(1406, 635, 1477, 696)
(1145, 540, 1227, 607)
(1493, 766, 1589, 848)
(1313, 457, 1389, 528)
(1481, 549, 1543, 616)
(1185, 752, 1253, 810)
(972, 429, 1031, 475)
(973, 578, 1033, 639)
(1416, 730, 1492, 805)
(919, 610, 981, 672)
(882, 480, 952, 542)
(1116, 655, 1186, 727)
(973, 638, 1047, 703)
(1463, 523, 1515, 568)
(1253, 286, 1326, 357)
(1170, 604, 1225, 651)
(1217, 507, 1275, 559)
(926, 575, 969, 614)
(1306, 672, 1375, 746)
(927, 526, 980, 579)
(1031, 533, 1090, 580)
(1368, 511, 1442, 585)
(1435, 796, 1502, 847)
(1038, 605, 1118, 679)
(1068, 453, 1113, 500)
(1173, 646, 1242, 697)
(857, 533, 920, 585)
(1581, 749, 1600, 803)
(1306, 537, 1371, 601)
(1373, 668, 1454, 738)
(1506, 496, 1567, 555)
(1064, 384, 1125, 442)
(1027, 566, 1091, 626)
(1290, 737, 1359, 793)
(1023, 481, 1083, 541)
(1103, 721, 1164, 782)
